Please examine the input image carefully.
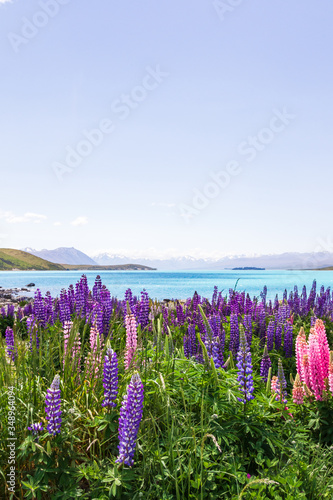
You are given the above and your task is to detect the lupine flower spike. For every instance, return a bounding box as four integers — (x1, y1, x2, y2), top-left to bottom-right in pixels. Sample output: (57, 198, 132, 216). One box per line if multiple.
(292, 373, 304, 404)
(5, 327, 17, 362)
(102, 344, 119, 409)
(45, 375, 62, 436)
(236, 326, 255, 404)
(260, 345, 271, 383)
(116, 372, 144, 467)
(124, 307, 138, 370)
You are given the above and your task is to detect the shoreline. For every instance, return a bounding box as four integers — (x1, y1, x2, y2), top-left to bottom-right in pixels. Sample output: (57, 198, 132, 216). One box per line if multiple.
(0, 286, 33, 307)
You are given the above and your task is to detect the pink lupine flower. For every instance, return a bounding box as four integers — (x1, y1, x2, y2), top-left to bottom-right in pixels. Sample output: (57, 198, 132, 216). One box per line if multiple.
(295, 327, 308, 382)
(63, 321, 81, 372)
(302, 354, 312, 391)
(314, 319, 330, 379)
(63, 321, 73, 364)
(292, 373, 304, 405)
(85, 325, 103, 380)
(328, 351, 333, 397)
(308, 332, 325, 400)
(271, 376, 278, 397)
(124, 312, 138, 370)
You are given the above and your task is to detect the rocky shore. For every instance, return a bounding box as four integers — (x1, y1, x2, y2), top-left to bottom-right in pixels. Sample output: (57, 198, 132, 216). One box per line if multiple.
(0, 286, 33, 307)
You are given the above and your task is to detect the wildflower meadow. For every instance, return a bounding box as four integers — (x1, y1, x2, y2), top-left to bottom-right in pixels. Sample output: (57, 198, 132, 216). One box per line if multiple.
(1, 276, 333, 499)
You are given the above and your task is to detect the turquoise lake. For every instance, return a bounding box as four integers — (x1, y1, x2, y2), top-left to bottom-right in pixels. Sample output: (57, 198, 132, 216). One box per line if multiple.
(1, 269, 333, 301)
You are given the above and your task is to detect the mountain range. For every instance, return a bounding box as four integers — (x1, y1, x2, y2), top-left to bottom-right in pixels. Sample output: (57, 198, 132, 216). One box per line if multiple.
(23, 247, 333, 270)
(23, 247, 97, 266)
(92, 251, 333, 270)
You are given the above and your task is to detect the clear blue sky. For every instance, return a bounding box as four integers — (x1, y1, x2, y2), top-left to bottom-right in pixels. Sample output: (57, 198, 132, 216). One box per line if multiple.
(0, 0, 332, 259)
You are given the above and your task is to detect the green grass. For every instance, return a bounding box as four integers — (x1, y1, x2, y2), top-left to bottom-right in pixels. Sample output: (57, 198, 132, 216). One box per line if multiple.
(0, 249, 64, 271)
(1, 310, 333, 499)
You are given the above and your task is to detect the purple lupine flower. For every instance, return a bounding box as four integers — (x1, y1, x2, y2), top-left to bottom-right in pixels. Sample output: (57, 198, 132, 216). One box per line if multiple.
(116, 372, 144, 467)
(211, 336, 224, 369)
(59, 289, 71, 325)
(208, 315, 220, 338)
(260, 286, 267, 305)
(229, 313, 239, 356)
(124, 288, 134, 315)
(273, 294, 279, 311)
(278, 304, 289, 325)
(75, 275, 89, 318)
(33, 289, 46, 327)
(176, 302, 185, 326)
(101, 286, 112, 336)
(245, 294, 252, 315)
(236, 327, 255, 404)
(28, 422, 43, 441)
(243, 314, 252, 347)
(27, 316, 39, 352)
(67, 285, 75, 314)
(5, 327, 17, 362)
(266, 320, 275, 351)
(138, 290, 150, 330)
(192, 291, 201, 311)
(92, 275, 102, 301)
(260, 345, 271, 382)
(45, 375, 62, 436)
(283, 322, 293, 358)
(307, 279, 317, 311)
(275, 323, 282, 350)
(102, 346, 118, 408)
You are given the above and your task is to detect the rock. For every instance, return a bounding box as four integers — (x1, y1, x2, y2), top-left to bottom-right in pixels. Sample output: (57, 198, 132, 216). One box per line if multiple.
(26, 283, 35, 287)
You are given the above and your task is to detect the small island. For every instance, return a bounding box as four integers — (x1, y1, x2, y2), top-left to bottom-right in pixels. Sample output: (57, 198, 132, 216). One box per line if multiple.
(231, 267, 265, 271)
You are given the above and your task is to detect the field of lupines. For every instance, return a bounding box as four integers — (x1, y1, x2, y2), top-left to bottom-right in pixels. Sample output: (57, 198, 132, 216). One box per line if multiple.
(1, 276, 333, 499)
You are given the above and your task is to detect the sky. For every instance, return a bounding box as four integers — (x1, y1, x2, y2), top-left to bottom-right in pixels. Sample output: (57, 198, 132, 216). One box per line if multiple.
(0, 0, 333, 259)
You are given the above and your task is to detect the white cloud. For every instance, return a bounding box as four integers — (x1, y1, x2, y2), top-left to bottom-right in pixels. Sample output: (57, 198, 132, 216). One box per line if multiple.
(71, 216, 88, 226)
(53, 221, 62, 226)
(0, 0, 12, 4)
(0, 211, 47, 224)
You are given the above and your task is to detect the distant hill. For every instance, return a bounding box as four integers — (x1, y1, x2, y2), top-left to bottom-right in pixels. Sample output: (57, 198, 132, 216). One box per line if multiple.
(23, 247, 97, 265)
(62, 264, 156, 271)
(0, 249, 65, 271)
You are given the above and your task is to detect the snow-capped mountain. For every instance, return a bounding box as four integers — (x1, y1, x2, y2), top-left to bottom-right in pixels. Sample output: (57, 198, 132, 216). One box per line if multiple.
(91, 251, 333, 270)
(23, 247, 97, 266)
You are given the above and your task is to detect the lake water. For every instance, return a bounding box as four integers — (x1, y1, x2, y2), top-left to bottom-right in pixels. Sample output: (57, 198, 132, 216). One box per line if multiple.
(0, 269, 333, 301)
